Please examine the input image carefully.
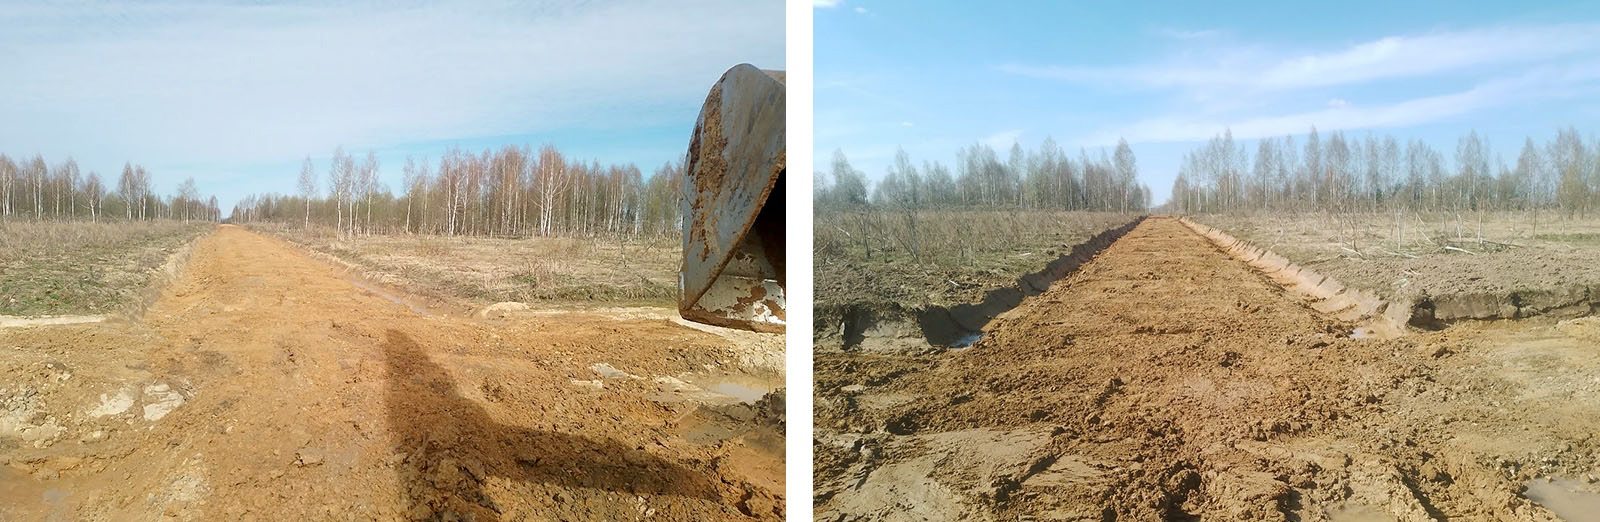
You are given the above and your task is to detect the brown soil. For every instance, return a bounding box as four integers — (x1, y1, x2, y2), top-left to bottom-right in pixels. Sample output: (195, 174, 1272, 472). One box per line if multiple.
(1, 225, 783, 521)
(814, 216, 1600, 521)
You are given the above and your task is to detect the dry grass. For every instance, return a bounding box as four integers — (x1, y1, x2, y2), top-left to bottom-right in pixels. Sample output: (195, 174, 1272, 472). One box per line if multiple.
(814, 210, 1142, 309)
(254, 224, 680, 306)
(1194, 210, 1600, 301)
(0, 220, 211, 316)
(1199, 210, 1600, 261)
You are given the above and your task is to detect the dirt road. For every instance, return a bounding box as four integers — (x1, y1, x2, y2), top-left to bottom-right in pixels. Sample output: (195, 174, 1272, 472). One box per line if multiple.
(815, 216, 1600, 520)
(2, 225, 784, 520)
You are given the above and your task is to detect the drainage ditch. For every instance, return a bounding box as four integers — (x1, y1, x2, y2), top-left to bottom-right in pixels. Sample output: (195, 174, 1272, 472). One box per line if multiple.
(825, 216, 1147, 351)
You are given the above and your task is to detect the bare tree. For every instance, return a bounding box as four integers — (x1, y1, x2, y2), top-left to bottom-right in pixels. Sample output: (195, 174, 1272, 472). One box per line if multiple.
(117, 163, 137, 220)
(360, 151, 378, 235)
(26, 155, 46, 219)
(177, 177, 199, 222)
(134, 165, 151, 220)
(0, 155, 14, 220)
(298, 156, 317, 228)
(84, 172, 104, 222)
(329, 147, 354, 238)
(59, 158, 79, 219)
(1113, 138, 1138, 212)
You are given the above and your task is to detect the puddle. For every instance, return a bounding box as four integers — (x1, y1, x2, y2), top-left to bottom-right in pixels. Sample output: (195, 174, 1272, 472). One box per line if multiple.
(348, 279, 433, 316)
(705, 381, 769, 403)
(1326, 504, 1389, 522)
(0, 466, 72, 519)
(1525, 478, 1600, 521)
(655, 374, 775, 405)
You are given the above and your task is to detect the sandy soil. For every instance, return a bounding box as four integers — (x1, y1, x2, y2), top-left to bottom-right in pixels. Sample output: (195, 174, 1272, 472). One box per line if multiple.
(1, 225, 784, 521)
(815, 216, 1600, 521)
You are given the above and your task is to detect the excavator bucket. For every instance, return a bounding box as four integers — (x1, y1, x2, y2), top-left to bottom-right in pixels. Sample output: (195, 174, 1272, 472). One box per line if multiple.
(679, 64, 786, 333)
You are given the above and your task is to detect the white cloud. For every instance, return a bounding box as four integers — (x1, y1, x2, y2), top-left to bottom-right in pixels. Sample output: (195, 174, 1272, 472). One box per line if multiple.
(854, 7, 868, 14)
(1080, 65, 1600, 145)
(1001, 23, 1600, 93)
(814, 0, 843, 7)
(993, 22, 1600, 149)
(0, 1, 783, 206)
(900, 121, 914, 127)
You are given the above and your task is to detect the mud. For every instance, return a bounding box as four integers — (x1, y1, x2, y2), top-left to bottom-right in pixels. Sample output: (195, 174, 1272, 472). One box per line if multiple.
(1, 225, 784, 521)
(815, 216, 1600, 521)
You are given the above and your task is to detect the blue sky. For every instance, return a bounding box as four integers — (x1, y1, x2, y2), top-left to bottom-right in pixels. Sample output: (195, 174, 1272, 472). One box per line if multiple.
(0, 1, 783, 212)
(815, 1, 1600, 205)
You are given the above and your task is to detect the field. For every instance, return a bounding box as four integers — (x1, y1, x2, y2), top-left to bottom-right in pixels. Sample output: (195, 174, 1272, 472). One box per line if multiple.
(252, 223, 680, 308)
(814, 210, 1141, 308)
(1195, 211, 1600, 326)
(2, 225, 784, 520)
(0, 221, 211, 317)
(813, 210, 1141, 348)
(814, 213, 1600, 521)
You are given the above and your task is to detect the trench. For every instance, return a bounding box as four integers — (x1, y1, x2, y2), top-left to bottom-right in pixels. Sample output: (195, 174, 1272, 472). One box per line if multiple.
(1409, 287, 1599, 329)
(835, 216, 1146, 350)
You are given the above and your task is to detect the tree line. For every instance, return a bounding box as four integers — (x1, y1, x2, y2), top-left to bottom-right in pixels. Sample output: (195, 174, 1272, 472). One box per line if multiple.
(815, 138, 1153, 213)
(0, 154, 220, 223)
(1170, 126, 1600, 216)
(230, 144, 686, 240)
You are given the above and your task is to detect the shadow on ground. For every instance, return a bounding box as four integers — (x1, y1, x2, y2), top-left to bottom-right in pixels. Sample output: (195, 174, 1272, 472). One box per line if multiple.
(382, 329, 717, 520)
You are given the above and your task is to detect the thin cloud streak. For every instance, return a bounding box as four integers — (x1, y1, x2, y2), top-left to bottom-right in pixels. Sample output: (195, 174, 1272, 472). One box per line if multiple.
(1000, 23, 1600, 93)
(1078, 64, 1600, 145)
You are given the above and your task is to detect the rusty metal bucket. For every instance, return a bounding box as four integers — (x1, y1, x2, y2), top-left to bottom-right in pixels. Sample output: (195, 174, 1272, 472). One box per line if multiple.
(679, 64, 785, 332)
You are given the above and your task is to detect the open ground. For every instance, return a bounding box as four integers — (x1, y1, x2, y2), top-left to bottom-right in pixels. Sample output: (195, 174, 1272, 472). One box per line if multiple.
(1, 224, 785, 520)
(814, 214, 1600, 521)
(0, 221, 210, 318)
(252, 223, 681, 310)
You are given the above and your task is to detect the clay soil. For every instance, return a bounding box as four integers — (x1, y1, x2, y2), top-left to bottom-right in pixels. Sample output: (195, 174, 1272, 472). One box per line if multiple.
(815, 216, 1600, 521)
(1, 225, 784, 521)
